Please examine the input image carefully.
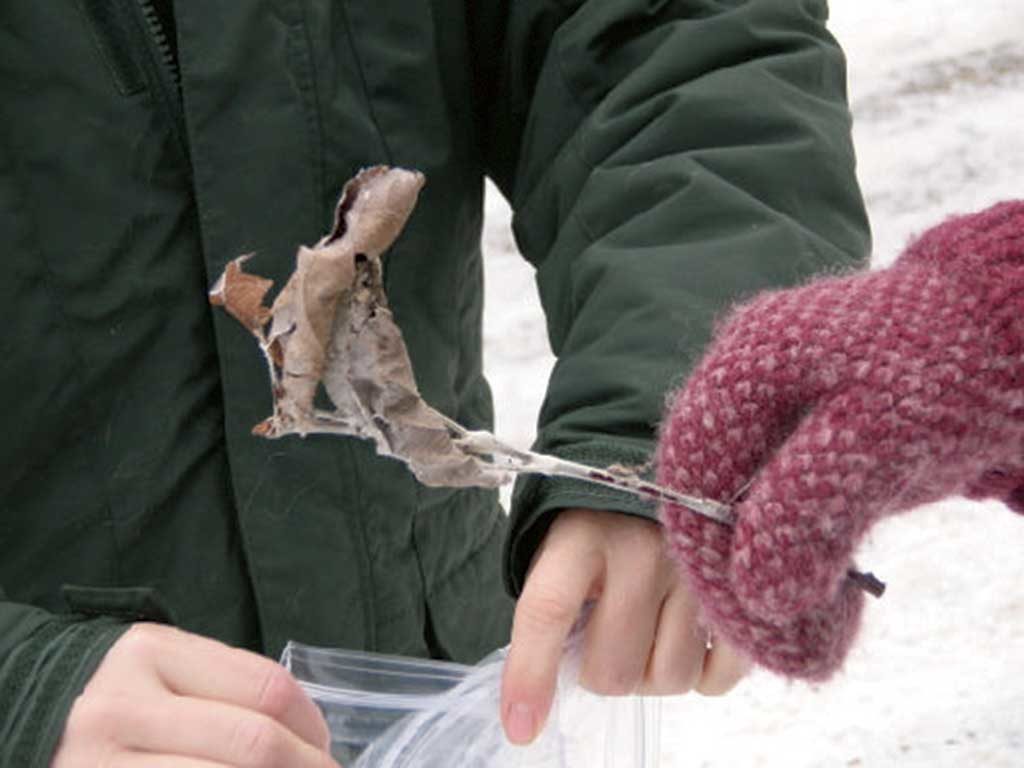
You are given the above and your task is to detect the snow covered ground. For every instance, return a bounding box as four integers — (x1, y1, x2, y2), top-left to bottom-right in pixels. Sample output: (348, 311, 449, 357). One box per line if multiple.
(481, 1, 1024, 765)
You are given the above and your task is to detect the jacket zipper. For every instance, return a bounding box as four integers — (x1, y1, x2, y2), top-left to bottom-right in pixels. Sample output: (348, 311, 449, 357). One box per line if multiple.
(137, 0, 180, 86)
(126, 0, 189, 157)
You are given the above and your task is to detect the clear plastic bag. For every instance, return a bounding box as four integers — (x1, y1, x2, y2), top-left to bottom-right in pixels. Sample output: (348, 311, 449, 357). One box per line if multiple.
(281, 638, 660, 766)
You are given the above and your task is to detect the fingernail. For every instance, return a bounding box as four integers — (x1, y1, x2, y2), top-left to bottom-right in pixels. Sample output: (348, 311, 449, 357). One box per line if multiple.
(505, 702, 536, 744)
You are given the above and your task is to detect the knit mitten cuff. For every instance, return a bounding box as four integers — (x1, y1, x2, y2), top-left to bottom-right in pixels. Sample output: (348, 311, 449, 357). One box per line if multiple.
(906, 201, 1024, 514)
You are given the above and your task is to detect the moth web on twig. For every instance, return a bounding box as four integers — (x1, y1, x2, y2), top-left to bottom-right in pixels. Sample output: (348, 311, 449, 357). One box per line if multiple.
(208, 165, 883, 597)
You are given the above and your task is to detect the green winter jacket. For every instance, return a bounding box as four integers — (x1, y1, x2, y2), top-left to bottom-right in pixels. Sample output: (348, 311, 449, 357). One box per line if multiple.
(0, 0, 869, 763)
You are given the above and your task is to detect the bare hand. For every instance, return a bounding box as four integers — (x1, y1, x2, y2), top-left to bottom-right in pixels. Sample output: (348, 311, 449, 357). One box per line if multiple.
(52, 623, 340, 767)
(500, 508, 750, 745)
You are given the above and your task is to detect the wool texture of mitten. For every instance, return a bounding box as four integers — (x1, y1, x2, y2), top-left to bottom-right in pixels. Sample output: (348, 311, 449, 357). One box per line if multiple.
(656, 201, 1024, 680)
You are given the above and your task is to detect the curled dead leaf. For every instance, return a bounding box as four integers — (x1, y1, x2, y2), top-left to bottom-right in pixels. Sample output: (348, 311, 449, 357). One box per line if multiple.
(208, 255, 273, 333)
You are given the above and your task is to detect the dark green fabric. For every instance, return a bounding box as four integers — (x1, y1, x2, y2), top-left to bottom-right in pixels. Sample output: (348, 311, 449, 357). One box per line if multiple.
(486, 0, 872, 591)
(0, 0, 868, 764)
(0, 603, 128, 767)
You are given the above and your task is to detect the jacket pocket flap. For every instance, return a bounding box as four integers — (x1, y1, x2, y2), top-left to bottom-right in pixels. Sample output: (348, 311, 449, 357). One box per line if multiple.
(62, 584, 177, 624)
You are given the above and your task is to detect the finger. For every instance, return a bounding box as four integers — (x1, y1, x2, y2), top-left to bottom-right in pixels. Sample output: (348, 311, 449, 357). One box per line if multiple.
(71, 691, 338, 768)
(640, 581, 706, 695)
(697, 638, 751, 696)
(107, 756, 229, 768)
(579, 543, 666, 696)
(501, 521, 603, 745)
(115, 625, 330, 751)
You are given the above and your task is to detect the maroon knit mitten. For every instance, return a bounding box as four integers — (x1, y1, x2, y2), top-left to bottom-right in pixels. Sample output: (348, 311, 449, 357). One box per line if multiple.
(656, 201, 1024, 680)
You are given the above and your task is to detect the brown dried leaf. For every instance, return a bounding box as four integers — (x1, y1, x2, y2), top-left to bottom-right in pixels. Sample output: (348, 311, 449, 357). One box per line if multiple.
(267, 167, 425, 420)
(210, 165, 507, 487)
(323, 248, 497, 486)
(208, 255, 273, 333)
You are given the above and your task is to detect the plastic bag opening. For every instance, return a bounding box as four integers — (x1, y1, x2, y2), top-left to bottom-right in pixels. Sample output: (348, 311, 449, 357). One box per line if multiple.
(281, 641, 660, 766)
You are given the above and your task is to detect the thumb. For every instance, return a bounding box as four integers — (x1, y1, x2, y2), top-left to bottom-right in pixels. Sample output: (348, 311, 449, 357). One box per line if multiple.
(500, 527, 600, 745)
(728, 390, 925, 623)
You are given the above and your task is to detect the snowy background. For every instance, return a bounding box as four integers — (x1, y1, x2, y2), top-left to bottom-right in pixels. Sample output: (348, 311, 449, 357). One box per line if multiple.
(480, 1, 1024, 765)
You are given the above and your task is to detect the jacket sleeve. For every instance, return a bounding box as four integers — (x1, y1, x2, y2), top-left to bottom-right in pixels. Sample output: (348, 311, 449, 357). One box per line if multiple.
(0, 593, 128, 767)
(467, 0, 872, 594)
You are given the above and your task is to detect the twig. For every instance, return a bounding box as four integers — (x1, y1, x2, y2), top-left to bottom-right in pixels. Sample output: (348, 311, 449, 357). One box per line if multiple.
(444, 418, 886, 599)
(845, 569, 887, 598)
